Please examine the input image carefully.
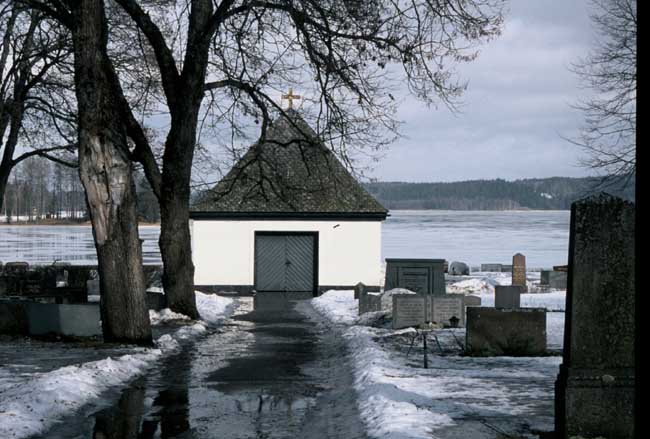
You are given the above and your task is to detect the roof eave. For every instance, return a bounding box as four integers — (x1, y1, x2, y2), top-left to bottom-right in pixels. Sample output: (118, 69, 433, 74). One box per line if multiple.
(189, 211, 388, 221)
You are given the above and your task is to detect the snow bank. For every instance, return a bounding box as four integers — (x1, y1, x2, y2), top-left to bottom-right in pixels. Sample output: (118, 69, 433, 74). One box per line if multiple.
(310, 289, 563, 438)
(0, 292, 236, 438)
(149, 308, 191, 325)
(312, 290, 358, 325)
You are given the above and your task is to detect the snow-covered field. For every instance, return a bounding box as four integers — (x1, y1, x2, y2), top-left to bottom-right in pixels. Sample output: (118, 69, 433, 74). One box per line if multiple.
(0, 292, 237, 439)
(309, 278, 565, 439)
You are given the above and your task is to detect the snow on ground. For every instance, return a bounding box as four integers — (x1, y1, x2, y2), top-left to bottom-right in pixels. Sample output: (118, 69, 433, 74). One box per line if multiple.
(310, 287, 564, 439)
(0, 292, 236, 439)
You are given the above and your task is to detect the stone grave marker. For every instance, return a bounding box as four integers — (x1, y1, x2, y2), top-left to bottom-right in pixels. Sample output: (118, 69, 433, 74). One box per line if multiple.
(463, 295, 482, 307)
(354, 282, 366, 300)
(384, 259, 446, 295)
(466, 307, 546, 356)
(392, 294, 427, 329)
(511, 253, 527, 292)
(555, 193, 635, 439)
(495, 285, 523, 309)
(480, 263, 502, 272)
(540, 270, 568, 289)
(431, 295, 465, 327)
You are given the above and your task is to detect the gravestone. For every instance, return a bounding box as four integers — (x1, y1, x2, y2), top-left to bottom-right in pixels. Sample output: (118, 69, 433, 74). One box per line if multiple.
(4, 261, 29, 274)
(358, 284, 382, 315)
(540, 270, 568, 289)
(555, 194, 635, 439)
(87, 279, 100, 297)
(448, 261, 470, 276)
(480, 263, 502, 272)
(392, 294, 427, 329)
(463, 295, 482, 307)
(511, 253, 527, 292)
(495, 285, 523, 309)
(466, 307, 546, 356)
(354, 282, 366, 300)
(431, 295, 465, 327)
(146, 291, 167, 310)
(384, 259, 446, 295)
(27, 303, 101, 337)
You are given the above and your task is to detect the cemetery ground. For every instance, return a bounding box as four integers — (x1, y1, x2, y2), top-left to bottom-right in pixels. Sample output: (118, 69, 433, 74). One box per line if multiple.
(0, 272, 566, 439)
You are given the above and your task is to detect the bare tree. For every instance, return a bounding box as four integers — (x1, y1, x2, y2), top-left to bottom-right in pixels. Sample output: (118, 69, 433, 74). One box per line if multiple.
(19, 0, 153, 344)
(0, 3, 77, 210)
(110, 0, 504, 318)
(24, 0, 504, 319)
(570, 0, 636, 184)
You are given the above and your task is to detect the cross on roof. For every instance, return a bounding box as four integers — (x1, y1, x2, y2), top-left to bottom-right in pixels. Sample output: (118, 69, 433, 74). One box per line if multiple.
(281, 87, 301, 109)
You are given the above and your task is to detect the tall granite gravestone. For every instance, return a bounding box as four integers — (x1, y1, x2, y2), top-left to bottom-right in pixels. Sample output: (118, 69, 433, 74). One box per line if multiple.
(511, 253, 527, 292)
(384, 259, 446, 295)
(354, 282, 366, 300)
(555, 194, 635, 439)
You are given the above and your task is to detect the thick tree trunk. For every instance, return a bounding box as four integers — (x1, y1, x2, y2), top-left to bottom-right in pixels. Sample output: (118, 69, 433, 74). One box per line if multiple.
(72, 0, 152, 344)
(158, 113, 199, 319)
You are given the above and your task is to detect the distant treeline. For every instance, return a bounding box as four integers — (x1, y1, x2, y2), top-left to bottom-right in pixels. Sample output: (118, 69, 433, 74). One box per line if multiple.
(1, 157, 159, 223)
(364, 176, 635, 210)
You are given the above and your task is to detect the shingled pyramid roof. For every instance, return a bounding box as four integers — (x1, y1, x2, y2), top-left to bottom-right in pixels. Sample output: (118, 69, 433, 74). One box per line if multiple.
(191, 109, 387, 220)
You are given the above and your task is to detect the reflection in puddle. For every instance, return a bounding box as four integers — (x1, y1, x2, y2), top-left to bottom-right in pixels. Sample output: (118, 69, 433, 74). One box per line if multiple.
(91, 348, 193, 439)
(41, 302, 327, 439)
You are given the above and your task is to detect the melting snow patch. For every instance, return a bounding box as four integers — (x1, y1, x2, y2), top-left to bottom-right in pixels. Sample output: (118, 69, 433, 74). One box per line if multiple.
(0, 291, 236, 438)
(310, 289, 563, 438)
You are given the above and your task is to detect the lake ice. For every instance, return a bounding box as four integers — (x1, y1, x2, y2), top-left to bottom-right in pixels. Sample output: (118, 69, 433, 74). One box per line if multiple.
(0, 210, 569, 268)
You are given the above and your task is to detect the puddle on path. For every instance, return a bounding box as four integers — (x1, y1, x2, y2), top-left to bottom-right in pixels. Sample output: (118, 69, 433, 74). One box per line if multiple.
(38, 297, 354, 439)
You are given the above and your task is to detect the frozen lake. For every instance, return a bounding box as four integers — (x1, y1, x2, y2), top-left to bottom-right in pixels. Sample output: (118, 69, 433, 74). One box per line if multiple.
(0, 210, 569, 268)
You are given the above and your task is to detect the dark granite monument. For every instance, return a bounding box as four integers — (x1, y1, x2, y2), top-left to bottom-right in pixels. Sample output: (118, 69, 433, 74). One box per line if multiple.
(540, 270, 568, 289)
(384, 258, 446, 295)
(465, 307, 546, 356)
(494, 285, 523, 309)
(555, 193, 635, 439)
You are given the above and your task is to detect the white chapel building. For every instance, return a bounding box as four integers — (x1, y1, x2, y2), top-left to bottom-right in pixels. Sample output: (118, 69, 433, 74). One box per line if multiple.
(190, 109, 388, 297)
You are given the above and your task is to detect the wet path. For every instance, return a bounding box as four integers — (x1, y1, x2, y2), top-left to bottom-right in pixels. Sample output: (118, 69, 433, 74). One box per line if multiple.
(38, 298, 368, 439)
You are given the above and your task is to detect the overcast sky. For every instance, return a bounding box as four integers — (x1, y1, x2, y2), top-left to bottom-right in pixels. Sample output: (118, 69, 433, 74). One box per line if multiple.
(368, 0, 597, 183)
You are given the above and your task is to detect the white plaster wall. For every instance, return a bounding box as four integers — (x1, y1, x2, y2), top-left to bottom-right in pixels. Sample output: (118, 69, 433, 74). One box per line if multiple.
(191, 219, 383, 287)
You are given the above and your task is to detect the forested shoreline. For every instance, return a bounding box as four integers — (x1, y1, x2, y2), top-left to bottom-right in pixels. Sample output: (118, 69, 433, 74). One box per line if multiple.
(365, 176, 634, 210)
(2, 160, 635, 225)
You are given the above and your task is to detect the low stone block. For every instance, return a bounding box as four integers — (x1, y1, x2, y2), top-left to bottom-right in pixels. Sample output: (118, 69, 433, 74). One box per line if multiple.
(495, 285, 523, 309)
(481, 263, 502, 272)
(392, 294, 427, 329)
(463, 295, 482, 307)
(466, 307, 546, 356)
(431, 295, 465, 327)
(0, 300, 30, 334)
(146, 291, 167, 310)
(27, 303, 101, 337)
